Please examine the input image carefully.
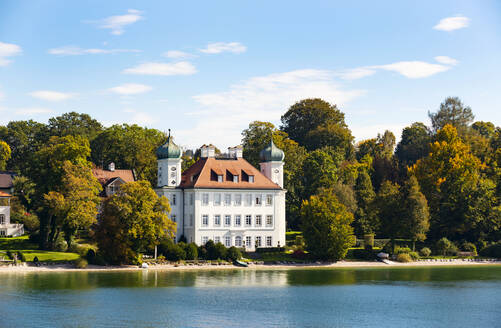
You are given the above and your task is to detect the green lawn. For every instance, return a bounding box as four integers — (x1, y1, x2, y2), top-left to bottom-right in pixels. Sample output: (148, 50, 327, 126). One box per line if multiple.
(0, 236, 80, 262)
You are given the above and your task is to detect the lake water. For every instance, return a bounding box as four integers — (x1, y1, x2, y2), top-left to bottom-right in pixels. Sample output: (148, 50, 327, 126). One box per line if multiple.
(0, 266, 500, 328)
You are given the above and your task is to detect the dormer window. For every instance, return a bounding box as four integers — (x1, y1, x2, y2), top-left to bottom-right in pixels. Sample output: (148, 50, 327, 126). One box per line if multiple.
(249, 175, 254, 183)
(233, 175, 239, 183)
(241, 170, 254, 183)
(217, 175, 223, 182)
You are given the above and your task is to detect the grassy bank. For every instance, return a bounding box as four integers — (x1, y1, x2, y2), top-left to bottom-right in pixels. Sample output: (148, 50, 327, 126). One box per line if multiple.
(0, 236, 80, 263)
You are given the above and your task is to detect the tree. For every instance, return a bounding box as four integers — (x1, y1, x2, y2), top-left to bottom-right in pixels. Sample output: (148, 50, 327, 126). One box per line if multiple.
(395, 122, 431, 169)
(375, 180, 402, 250)
(43, 161, 101, 248)
(300, 188, 354, 260)
(0, 140, 11, 170)
(91, 124, 166, 185)
(280, 98, 354, 155)
(96, 181, 176, 265)
(354, 170, 378, 236)
(402, 176, 430, 250)
(331, 182, 357, 214)
(48, 112, 103, 141)
(429, 97, 474, 133)
(471, 121, 495, 139)
(410, 124, 498, 241)
(301, 148, 340, 200)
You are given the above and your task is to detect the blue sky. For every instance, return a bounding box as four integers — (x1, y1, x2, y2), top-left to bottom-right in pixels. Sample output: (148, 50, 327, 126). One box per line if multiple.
(0, 1, 500, 148)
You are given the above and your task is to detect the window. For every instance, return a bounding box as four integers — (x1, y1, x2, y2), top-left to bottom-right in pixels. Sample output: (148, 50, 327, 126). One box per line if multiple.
(189, 214, 194, 227)
(217, 175, 223, 182)
(214, 236, 220, 244)
(244, 194, 252, 206)
(255, 215, 262, 227)
(214, 215, 221, 226)
(255, 194, 262, 206)
(249, 175, 254, 183)
(235, 236, 242, 247)
(0, 230, 5, 237)
(255, 236, 262, 248)
(0, 214, 4, 225)
(202, 193, 209, 206)
(233, 175, 239, 183)
(202, 215, 209, 227)
(214, 194, 221, 206)
(224, 215, 231, 226)
(171, 214, 176, 223)
(266, 215, 273, 226)
(202, 236, 208, 244)
(224, 194, 231, 206)
(266, 194, 273, 206)
(245, 236, 252, 248)
(225, 236, 231, 247)
(172, 194, 176, 205)
(235, 215, 241, 226)
(245, 215, 252, 226)
(189, 194, 194, 205)
(266, 236, 272, 247)
(235, 194, 242, 206)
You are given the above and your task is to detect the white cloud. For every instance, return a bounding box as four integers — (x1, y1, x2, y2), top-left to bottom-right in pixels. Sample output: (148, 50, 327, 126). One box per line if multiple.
(109, 83, 152, 95)
(94, 9, 143, 35)
(48, 46, 140, 55)
(433, 16, 470, 31)
(434, 56, 459, 66)
(16, 107, 54, 115)
(0, 42, 22, 66)
(337, 67, 377, 80)
(199, 42, 247, 54)
(29, 90, 75, 102)
(179, 69, 365, 148)
(164, 50, 197, 59)
(373, 61, 451, 78)
(123, 61, 197, 76)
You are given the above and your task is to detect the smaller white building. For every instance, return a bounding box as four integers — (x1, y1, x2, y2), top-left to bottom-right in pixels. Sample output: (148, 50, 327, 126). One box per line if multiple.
(0, 191, 24, 237)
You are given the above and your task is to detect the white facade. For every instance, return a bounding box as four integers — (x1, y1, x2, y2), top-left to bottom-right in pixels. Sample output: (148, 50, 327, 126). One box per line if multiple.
(157, 158, 182, 188)
(0, 205, 24, 237)
(156, 188, 286, 251)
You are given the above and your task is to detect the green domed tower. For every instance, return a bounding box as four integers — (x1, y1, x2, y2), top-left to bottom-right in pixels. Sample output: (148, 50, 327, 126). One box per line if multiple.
(156, 130, 183, 187)
(259, 140, 285, 188)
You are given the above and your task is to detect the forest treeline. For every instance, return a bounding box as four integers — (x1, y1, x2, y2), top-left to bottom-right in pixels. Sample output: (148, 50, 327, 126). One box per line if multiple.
(0, 96, 500, 253)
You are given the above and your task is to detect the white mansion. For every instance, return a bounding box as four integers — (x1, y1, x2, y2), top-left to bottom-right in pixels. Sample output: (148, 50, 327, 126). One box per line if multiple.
(155, 136, 286, 251)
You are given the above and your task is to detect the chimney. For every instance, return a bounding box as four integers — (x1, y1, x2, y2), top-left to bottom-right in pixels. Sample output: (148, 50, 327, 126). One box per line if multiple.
(108, 162, 115, 172)
(228, 145, 243, 159)
(200, 144, 216, 158)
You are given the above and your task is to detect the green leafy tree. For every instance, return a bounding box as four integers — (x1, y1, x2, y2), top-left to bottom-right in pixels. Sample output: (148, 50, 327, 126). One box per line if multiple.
(471, 121, 495, 139)
(375, 180, 402, 250)
(300, 188, 355, 260)
(43, 161, 101, 248)
(96, 181, 176, 265)
(354, 170, 378, 235)
(0, 140, 11, 170)
(280, 98, 354, 155)
(48, 112, 103, 141)
(91, 124, 166, 185)
(429, 97, 474, 133)
(395, 122, 431, 169)
(301, 148, 340, 200)
(402, 176, 430, 250)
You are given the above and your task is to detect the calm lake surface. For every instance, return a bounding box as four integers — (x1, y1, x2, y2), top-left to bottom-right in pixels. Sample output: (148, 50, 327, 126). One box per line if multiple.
(1, 266, 500, 328)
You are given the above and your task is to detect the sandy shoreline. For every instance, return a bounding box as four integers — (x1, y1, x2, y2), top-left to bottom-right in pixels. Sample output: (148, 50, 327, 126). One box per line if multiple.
(0, 259, 500, 273)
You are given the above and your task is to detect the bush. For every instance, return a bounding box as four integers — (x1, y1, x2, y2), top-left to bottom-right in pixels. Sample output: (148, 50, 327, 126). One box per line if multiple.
(419, 247, 432, 257)
(17, 251, 26, 262)
(54, 237, 68, 252)
(292, 249, 307, 259)
(408, 251, 420, 261)
(394, 246, 412, 255)
(226, 247, 242, 261)
(185, 243, 198, 260)
(363, 234, 375, 249)
(6, 250, 13, 260)
(436, 238, 458, 256)
(397, 253, 412, 262)
(462, 242, 477, 256)
(74, 258, 88, 269)
(294, 235, 305, 247)
(349, 248, 375, 260)
(479, 243, 501, 258)
(165, 243, 186, 262)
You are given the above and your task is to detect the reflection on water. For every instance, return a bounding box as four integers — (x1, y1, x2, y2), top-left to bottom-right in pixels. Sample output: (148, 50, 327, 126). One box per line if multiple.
(0, 266, 500, 328)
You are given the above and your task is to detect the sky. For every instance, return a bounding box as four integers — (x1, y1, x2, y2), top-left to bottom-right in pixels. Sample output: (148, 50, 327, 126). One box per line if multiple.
(0, 1, 500, 149)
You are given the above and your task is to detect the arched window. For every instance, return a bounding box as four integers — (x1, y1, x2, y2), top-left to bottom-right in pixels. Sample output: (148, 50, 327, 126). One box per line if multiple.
(235, 236, 242, 247)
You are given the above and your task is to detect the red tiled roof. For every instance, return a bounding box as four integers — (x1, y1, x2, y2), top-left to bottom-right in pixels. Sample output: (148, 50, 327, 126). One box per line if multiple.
(92, 168, 135, 186)
(0, 172, 15, 189)
(0, 191, 12, 197)
(180, 157, 281, 190)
